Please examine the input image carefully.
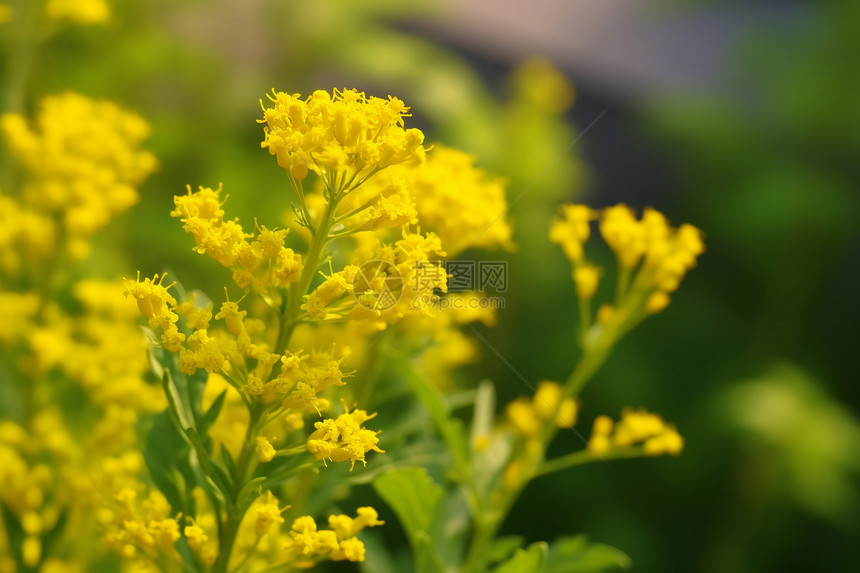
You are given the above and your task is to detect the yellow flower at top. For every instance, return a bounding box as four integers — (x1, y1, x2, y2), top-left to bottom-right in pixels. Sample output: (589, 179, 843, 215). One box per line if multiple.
(1, 93, 156, 259)
(45, 0, 110, 25)
(260, 88, 426, 185)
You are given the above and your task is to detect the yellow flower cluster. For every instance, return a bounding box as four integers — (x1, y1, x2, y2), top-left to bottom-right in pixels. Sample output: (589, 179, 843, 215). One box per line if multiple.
(171, 185, 304, 290)
(307, 408, 384, 469)
(45, 0, 111, 24)
(386, 145, 513, 255)
(323, 144, 512, 254)
(1, 93, 156, 259)
(102, 488, 179, 559)
(588, 408, 684, 456)
(260, 88, 425, 183)
(551, 203, 704, 315)
(0, 193, 56, 273)
(306, 227, 448, 323)
(283, 506, 384, 563)
(27, 281, 165, 410)
(600, 205, 704, 306)
(506, 381, 578, 438)
(122, 272, 184, 352)
(0, 420, 61, 568)
(0, 291, 40, 344)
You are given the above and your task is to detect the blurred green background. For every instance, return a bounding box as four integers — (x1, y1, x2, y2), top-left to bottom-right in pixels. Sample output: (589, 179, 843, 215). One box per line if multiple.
(21, 0, 860, 571)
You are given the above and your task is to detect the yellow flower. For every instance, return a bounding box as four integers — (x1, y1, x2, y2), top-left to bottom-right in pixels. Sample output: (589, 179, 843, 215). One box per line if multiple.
(45, 0, 110, 24)
(588, 408, 683, 456)
(256, 437, 276, 463)
(550, 204, 596, 264)
(307, 408, 383, 469)
(122, 272, 184, 352)
(506, 381, 578, 438)
(283, 508, 383, 563)
(2, 93, 156, 259)
(260, 88, 425, 185)
(0, 4, 12, 24)
(388, 145, 513, 254)
(172, 184, 303, 291)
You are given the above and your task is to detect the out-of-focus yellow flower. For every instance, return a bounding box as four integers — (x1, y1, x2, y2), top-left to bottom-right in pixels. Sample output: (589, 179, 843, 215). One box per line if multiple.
(0, 4, 13, 24)
(172, 184, 304, 291)
(510, 57, 576, 114)
(550, 204, 595, 264)
(388, 145, 513, 254)
(588, 408, 683, 456)
(2, 93, 156, 259)
(506, 381, 578, 438)
(552, 203, 704, 319)
(45, 0, 110, 25)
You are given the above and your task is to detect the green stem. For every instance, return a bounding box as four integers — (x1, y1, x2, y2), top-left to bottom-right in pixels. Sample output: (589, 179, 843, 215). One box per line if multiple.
(535, 446, 642, 478)
(277, 197, 338, 354)
(211, 403, 262, 573)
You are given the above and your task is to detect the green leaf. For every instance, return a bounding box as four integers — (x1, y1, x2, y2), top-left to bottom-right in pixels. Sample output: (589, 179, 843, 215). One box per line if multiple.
(372, 467, 443, 543)
(390, 355, 470, 475)
(221, 445, 237, 481)
(358, 528, 412, 573)
(546, 535, 632, 573)
(470, 380, 495, 443)
(493, 541, 548, 573)
(200, 389, 227, 432)
(237, 477, 267, 514)
(487, 535, 526, 565)
(142, 411, 190, 515)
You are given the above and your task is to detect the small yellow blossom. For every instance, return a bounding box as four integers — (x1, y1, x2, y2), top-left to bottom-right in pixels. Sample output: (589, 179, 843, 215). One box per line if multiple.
(256, 437, 276, 462)
(123, 272, 184, 352)
(282, 508, 383, 563)
(507, 381, 578, 438)
(2, 93, 156, 259)
(588, 409, 683, 456)
(260, 88, 426, 184)
(550, 204, 595, 264)
(574, 265, 600, 299)
(254, 491, 286, 536)
(307, 408, 383, 469)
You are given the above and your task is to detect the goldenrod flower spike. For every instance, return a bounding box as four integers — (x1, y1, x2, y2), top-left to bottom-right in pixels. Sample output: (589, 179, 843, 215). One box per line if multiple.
(260, 89, 426, 189)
